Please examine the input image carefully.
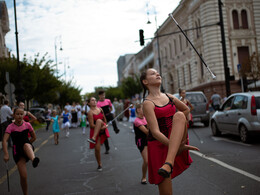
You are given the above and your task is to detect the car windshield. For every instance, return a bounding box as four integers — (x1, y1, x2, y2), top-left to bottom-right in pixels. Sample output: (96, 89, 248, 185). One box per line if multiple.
(256, 97, 260, 109)
(186, 94, 206, 103)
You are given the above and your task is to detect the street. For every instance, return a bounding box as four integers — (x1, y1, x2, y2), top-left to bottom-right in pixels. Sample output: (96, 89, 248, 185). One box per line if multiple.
(0, 121, 260, 195)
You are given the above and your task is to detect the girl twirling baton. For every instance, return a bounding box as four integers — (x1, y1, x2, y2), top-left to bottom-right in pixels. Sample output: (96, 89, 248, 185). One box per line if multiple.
(2, 107, 40, 195)
(140, 68, 199, 195)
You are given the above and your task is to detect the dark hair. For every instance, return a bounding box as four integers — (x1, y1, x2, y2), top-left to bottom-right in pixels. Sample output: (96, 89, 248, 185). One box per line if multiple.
(13, 106, 23, 114)
(98, 90, 105, 95)
(140, 71, 148, 101)
(179, 88, 184, 94)
(87, 97, 95, 104)
(4, 100, 9, 105)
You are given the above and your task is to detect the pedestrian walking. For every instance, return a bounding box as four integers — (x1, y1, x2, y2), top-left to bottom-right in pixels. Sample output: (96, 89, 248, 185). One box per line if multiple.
(2, 107, 40, 195)
(97, 90, 119, 154)
(210, 90, 222, 111)
(1, 100, 13, 147)
(51, 110, 60, 145)
(133, 103, 148, 185)
(140, 68, 199, 195)
(80, 110, 87, 135)
(61, 108, 71, 137)
(179, 89, 194, 127)
(87, 97, 110, 171)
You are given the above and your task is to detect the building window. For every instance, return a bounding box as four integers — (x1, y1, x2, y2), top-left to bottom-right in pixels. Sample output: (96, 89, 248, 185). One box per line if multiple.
(179, 35, 182, 51)
(185, 31, 188, 47)
(241, 9, 248, 29)
(182, 67, 185, 86)
(169, 43, 173, 58)
(232, 10, 239, 29)
(188, 64, 192, 83)
(174, 39, 177, 55)
(177, 69, 180, 88)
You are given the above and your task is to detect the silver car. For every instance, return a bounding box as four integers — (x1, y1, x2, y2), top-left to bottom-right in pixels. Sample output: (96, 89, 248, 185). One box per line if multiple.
(174, 91, 210, 127)
(211, 92, 260, 143)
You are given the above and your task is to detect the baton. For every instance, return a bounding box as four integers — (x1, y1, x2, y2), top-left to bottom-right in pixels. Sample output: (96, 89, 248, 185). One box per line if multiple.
(169, 14, 216, 79)
(5, 162, 10, 192)
(109, 104, 133, 124)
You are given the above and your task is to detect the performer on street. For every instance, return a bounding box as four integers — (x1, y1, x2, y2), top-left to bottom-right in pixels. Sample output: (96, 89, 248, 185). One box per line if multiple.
(133, 103, 148, 185)
(51, 110, 60, 145)
(140, 68, 199, 194)
(61, 108, 71, 137)
(97, 90, 119, 154)
(2, 107, 40, 195)
(179, 88, 194, 127)
(87, 97, 110, 171)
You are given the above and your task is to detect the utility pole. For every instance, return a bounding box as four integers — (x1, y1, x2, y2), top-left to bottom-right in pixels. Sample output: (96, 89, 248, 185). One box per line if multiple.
(13, 0, 24, 103)
(218, 0, 231, 97)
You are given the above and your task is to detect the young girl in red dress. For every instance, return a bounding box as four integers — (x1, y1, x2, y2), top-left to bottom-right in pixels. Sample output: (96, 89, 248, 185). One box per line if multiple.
(87, 97, 110, 171)
(140, 68, 199, 195)
(2, 107, 40, 195)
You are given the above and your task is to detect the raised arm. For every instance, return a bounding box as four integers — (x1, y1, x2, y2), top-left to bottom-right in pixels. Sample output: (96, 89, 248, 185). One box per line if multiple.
(167, 94, 190, 118)
(143, 100, 169, 146)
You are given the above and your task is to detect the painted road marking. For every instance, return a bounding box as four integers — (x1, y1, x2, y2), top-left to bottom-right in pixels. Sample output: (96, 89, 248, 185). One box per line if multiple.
(0, 134, 53, 185)
(190, 150, 260, 182)
(211, 136, 251, 147)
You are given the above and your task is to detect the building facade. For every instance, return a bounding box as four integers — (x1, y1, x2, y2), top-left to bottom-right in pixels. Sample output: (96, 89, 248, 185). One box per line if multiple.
(0, 1, 10, 58)
(119, 0, 260, 100)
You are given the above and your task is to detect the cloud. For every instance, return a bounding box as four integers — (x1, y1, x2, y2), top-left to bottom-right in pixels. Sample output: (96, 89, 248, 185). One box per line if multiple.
(6, 0, 180, 93)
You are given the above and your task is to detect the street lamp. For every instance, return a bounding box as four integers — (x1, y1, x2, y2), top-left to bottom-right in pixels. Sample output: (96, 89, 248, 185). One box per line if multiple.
(54, 35, 63, 77)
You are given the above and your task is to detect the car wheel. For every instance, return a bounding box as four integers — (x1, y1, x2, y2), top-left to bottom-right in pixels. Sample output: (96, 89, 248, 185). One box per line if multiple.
(239, 124, 250, 143)
(211, 121, 221, 136)
(203, 121, 209, 127)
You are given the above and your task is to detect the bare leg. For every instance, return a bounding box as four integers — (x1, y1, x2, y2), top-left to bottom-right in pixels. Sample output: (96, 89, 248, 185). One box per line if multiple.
(23, 143, 35, 161)
(92, 119, 103, 140)
(160, 112, 186, 173)
(158, 178, 172, 195)
(94, 138, 101, 166)
(17, 158, 28, 195)
(141, 146, 148, 182)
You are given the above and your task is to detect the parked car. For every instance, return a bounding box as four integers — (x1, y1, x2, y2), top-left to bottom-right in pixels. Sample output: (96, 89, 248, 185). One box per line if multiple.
(211, 92, 260, 143)
(29, 107, 46, 123)
(173, 91, 210, 127)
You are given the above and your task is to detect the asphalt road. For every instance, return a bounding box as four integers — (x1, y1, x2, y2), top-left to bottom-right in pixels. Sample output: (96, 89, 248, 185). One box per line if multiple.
(0, 121, 260, 195)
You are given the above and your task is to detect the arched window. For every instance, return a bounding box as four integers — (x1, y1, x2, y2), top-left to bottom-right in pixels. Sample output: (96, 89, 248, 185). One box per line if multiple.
(241, 9, 248, 29)
(232, 10, 239, 29)
(179, 35, 182, 51)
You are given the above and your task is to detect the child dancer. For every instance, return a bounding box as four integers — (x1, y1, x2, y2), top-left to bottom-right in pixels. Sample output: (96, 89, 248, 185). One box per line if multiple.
(87, 97, 109, 144)
(129, 103, 136, 133)
(140, 68, 199, 195)
(61, 108, 71, 137)
(51, 110, 60, 145)
(87, 97, 110, 171)
(80, 110, 87, 135)
(179, 88, 194, 127)
(2, 107, 40, 195)
(133, 103, 148, 184)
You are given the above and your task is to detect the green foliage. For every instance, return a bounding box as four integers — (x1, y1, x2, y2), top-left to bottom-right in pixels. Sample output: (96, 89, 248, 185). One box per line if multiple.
(121, 74, 142, 98)
(0, 53, 82, 107)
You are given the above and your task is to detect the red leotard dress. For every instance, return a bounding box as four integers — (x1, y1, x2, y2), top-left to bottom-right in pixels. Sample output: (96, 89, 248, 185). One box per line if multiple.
(146, 94, 193, 184)
(89, 111, 110, 149)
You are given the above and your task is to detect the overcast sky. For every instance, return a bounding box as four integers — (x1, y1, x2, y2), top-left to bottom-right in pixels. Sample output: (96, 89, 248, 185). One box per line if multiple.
(5, 0, 180, 94)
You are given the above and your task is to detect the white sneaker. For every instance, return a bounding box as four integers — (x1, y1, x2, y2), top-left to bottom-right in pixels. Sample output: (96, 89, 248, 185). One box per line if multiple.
(97, 165, 102, 172)
(66, 132, 70, 137)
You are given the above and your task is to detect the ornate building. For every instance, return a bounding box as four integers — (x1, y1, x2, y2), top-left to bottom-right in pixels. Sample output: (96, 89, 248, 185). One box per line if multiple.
(118, 0, 260, 100)
(0, 1, 10, 58)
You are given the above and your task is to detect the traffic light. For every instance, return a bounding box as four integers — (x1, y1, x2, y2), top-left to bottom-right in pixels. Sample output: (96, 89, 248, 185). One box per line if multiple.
(139, 29, 144, 46)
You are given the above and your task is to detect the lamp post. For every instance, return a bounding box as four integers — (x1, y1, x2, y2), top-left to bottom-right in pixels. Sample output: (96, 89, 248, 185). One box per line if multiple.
(13, 0, 24, 103)
(54, 36, 63, 77)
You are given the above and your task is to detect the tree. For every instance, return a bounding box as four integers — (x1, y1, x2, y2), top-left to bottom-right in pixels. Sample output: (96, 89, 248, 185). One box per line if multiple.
(121, 74, 142, 98)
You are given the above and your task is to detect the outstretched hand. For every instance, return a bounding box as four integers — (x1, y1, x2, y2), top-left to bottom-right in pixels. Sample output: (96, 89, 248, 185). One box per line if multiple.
(178, 138, 199, 155)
